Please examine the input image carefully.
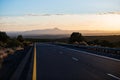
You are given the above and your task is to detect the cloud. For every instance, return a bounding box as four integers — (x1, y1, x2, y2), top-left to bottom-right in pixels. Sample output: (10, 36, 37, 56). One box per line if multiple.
(25, 14, 40, 16)
(98, 11, 120, 15)
(25, 13, 65, 16)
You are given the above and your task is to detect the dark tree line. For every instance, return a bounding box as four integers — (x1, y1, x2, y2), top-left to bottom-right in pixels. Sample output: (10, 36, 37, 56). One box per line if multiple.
(0, 31, 9, 42)
(0, 31, 26, 48)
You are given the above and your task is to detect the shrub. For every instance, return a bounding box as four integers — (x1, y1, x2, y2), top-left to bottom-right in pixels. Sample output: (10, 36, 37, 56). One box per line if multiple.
(69, 32, 84, 43)
(7, 39, 23, 48)
(17, 35, 24, 42)
(0, 31, 9, 42)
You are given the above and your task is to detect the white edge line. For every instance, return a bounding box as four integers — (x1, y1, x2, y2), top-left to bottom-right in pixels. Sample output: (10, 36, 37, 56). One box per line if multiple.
(107, 73, 120, 80)
(40, 44, 120, 62)
(56, 45, 120, 62)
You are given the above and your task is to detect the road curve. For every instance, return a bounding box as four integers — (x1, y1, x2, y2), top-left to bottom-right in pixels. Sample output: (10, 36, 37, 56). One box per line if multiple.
(36, 43, 120, 80)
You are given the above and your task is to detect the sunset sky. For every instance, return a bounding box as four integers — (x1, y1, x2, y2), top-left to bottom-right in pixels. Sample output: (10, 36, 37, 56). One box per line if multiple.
(0, 0, 120, 32)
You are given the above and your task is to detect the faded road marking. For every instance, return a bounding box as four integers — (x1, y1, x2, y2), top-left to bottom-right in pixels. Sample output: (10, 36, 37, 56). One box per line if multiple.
(72, 57, 79, 61)
(107, 73, 120, 80)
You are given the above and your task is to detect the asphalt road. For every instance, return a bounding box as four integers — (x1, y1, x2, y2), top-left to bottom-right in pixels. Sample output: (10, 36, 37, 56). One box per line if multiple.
(36, 43, 120, 80)
(0, 46, 32, 80)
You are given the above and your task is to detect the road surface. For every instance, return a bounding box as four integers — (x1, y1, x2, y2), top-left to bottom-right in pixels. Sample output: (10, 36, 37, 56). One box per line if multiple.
(36, 43, 120, 80)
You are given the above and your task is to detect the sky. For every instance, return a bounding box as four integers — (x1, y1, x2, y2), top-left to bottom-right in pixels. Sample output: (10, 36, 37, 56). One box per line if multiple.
(0, 0, 120, 32)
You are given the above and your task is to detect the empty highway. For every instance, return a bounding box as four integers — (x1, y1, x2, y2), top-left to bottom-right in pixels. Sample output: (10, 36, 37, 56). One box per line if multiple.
(34, 43, 120, 80)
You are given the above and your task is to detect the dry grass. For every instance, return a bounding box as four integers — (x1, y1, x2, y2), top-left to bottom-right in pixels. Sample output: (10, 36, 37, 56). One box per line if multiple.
(85, 36, 120, 42)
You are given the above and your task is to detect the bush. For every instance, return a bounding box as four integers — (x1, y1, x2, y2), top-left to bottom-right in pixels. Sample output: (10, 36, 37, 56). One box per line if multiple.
(0, 31, 9, 42)
(7, 39, 23, 48)
(69, 32, 84, 43)
(17, 35, 24, 42)
(100, 40, 114, 47)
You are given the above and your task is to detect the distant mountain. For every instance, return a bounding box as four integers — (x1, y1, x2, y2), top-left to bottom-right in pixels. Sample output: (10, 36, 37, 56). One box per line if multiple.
(23, 28, 70, 35)
(7, 28, 120, 38)
(7, 28, 71, 37)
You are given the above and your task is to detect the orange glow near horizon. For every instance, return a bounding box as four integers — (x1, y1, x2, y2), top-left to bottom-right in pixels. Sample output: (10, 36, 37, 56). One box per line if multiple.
(0, 14, 120, 32)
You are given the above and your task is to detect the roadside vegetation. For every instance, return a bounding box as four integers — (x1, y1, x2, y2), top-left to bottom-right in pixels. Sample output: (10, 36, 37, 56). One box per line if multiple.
(25, 32, 120, 48)
(0, 31, 32, 68)
(69, 32, 88, 45)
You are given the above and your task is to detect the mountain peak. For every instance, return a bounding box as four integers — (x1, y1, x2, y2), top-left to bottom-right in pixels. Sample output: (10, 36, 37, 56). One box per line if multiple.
(53, 27, 60, 30)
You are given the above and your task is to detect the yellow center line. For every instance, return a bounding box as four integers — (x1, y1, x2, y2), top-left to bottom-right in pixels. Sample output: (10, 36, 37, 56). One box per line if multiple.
(32, 43, 37, 80)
